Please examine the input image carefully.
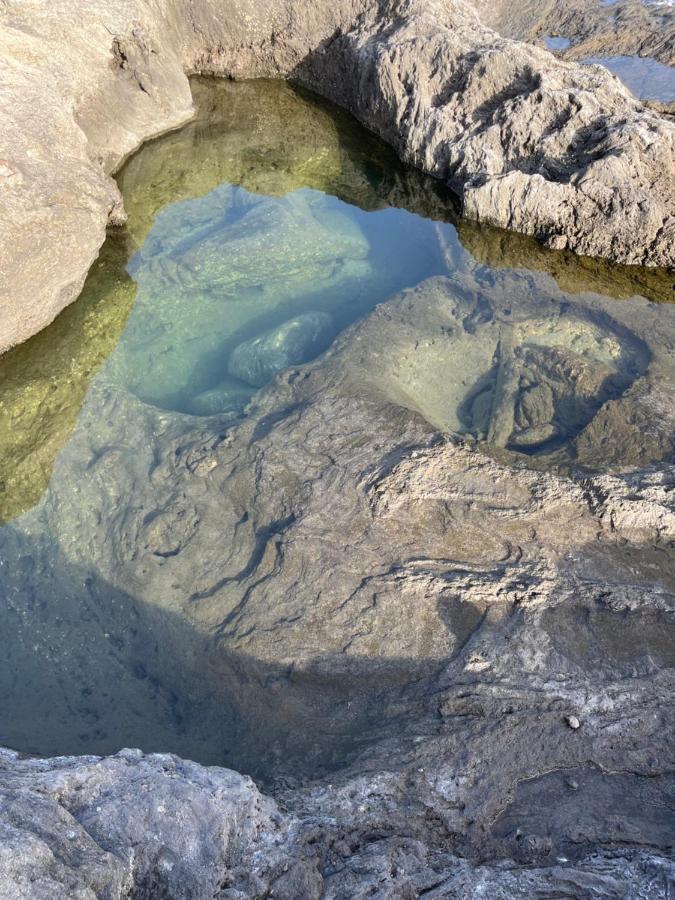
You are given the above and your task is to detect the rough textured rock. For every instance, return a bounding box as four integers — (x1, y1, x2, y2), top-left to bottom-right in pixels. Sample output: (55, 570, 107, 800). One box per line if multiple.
(470, 0, 675, 67)
(0, 747, 288, 899)
(0, 266, 673, 895)
(1, 0, 674, 353)
(1, 746, 673, 899)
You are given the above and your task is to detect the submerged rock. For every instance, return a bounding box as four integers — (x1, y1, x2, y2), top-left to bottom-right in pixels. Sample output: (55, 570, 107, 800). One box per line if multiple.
(0, 233, 136, 526)
(109, 187, 372, 410)
(186, 377, 254, 417)
(0, 267, 673, 896)
(228, 312, 334, 387)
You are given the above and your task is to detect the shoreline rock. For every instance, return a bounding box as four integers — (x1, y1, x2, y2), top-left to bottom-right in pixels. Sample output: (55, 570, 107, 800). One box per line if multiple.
(1, 0, 673, 353)
(470, 0, 675, 67)
(1, 746, 672, 898)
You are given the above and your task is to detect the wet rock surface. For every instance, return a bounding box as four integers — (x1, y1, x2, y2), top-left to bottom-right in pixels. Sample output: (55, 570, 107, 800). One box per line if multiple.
(1, 0, 674, 352)
(0, 268, 673, 896)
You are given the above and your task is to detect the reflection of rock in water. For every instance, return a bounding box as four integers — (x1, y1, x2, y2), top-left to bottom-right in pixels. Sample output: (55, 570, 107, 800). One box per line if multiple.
(457, 219, 675, 304)
(117, 77, 460, 253)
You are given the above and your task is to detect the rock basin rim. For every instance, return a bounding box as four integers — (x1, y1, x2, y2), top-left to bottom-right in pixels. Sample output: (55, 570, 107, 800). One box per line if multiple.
(0, 0, 674, 354)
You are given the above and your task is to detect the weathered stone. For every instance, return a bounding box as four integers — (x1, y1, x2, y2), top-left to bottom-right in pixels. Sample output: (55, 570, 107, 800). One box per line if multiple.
(0, 3, 674, 895)
(228, 312, 334, 387)
(470, 0, 675, 67)
(1, 0, 673, 353)
(0, 747, 672, 898)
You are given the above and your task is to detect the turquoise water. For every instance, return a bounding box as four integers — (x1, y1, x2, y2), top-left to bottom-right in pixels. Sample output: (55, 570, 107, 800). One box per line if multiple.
(115, 184, 453, 416)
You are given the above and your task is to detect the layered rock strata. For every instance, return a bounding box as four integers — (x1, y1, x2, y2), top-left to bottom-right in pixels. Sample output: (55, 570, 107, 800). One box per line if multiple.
(1, 0, 674, 352)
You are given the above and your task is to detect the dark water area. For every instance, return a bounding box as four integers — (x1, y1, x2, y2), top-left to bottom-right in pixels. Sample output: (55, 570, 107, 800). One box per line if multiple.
(0, 78, 672, 784)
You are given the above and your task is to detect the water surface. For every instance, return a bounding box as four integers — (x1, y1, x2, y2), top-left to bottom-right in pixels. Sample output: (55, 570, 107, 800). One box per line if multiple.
(544, 36, 572, 51)
(0, 78, 672, 782)
(581, 54, 675, 101)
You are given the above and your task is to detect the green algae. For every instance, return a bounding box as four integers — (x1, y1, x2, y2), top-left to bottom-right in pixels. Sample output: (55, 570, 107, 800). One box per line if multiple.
(459, 220, 675, 304)
(0, 232, 136, 525)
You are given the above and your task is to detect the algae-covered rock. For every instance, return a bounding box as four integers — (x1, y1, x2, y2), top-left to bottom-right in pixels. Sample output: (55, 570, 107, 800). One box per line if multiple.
(228, 312, 334, 387)
(0, 232, 136, 525)
(458, 220, 675, 304)
(118, 78, 459, 253)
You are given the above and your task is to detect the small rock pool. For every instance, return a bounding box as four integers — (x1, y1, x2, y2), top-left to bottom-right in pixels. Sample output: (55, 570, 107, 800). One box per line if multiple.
(581, 54, 675, 103)
(0, 78, 673, 784)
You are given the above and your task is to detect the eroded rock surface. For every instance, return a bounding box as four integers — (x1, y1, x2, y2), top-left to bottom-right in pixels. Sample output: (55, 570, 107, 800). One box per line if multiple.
(0, 267, 673, 896)
(0, 747, 672, 899)
(1, 0, 674, 352)
(470, 0, 675, 67)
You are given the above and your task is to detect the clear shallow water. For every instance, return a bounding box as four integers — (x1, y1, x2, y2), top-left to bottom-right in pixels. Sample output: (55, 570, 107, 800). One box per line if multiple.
(581, 54, 675, 102)
(115, 184, 450, 416)
(0, 78, 673, 779)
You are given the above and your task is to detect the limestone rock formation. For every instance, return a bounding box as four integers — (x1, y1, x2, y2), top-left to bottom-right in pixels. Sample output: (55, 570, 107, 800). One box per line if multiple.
(0, 268, 672, 896)
(1, 0, 674, 352)
(0, 747, 672, 898)
(469, 0, 675, 67)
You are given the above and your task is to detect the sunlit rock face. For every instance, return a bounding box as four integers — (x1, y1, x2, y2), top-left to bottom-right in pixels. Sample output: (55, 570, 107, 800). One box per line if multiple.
(468, 0, 675, 67)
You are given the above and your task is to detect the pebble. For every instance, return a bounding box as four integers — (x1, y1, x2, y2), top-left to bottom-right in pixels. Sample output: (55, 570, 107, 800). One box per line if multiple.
(566, 715, 581, 730)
